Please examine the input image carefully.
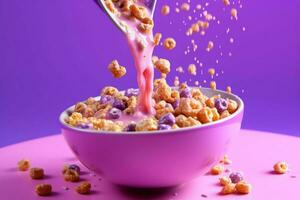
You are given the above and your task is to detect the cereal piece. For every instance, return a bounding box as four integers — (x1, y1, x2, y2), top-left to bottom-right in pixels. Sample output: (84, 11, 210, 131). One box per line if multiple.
(155, 101, 174, 119)
(130, 4, 147, 21)
(188, 64, 197, 75)
(67, 112, 83, 126)
(210, 81, 216, 90)
(101, 86, 119, 96)
(219, 176, 232, 186)
(215, 98, 228, 113)
(64, 169, 80, 182)
(231, 8, 238, 20)
(136, 118, 158, 131)
(107, 108, 122, 119)
(181, 3, 190, 11)
(74, 102, 87, 114)
(196, 4, 202, 10)
(18, 159, 30, 171)
(152, 56, 159, 64)
(153, 33, 162, 46)
(221, 154, 232, 164)
(210, 164, 224, 175)
(175, 98, 201, 118)
(30, 168, 44, 179)
(105, 0, 119, 15)
(35, 184, 52, 196)
(208, 68, 215, 76)
(226, 86, 232, 93)
(76, 181, 91, 195)
(206, 41, 214, 52)
(63, 164, 81, 174)
(220, 110, 230, 119)
(221, 183, 236, 195)
(273, 161, 288, 174)
(101, 120, 123, 132)
(158, 124, 171, 130)
(191, 23, 200, 33)
(229, 172, 244, 183)
(197, 107, 214, 123)
(205, 95, 220, 108)
(159, 113, 176, 126)
(176, 66, 184, 73)
(175, 115, 201, 128)
(108, 60, 127, 78)
(223, 0, 230, 6)
(163, 38, 176, 50)
(174, 76, 180, 87)
(161, 5, 170, 15)
(211, 108, 220, 121)
(154, 58, 171, 74)
(235, 181, 252, 194)
(227, 99, 238, 114)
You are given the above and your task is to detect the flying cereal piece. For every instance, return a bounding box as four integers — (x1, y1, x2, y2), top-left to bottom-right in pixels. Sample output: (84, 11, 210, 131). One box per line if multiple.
(206, 41, 214, 52)
(161, 5, 170, 15)
(223, 0, 230, 6)
(231, 8, 238, 20)
(188, 64, 197, 75)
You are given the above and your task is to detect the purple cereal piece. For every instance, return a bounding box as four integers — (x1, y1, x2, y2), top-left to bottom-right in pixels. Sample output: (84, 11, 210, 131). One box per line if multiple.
(171, 99, 179, 109)
(180, 88, 192, 98)
(215, 98, 228, 113)
(229, 172, 244, 183)
(68, 164, 81, 174)
(125, 88, 139, 97)
(159, 113, 176, 126)
(113, 99, 126, 110)
(76, 122, 93, 129)
(107, 108, 122, 119)
(124, 123, 136, 132)
(158, 124, 172, 130)
(99, 95, 114, 105)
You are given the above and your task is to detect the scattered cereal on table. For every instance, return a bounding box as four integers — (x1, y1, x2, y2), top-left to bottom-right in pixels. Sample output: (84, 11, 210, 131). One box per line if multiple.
(229, 172, 244, 183)
(18, 159, 30, 171)
(30, 167, 44, 179)
(219, 176, 232, 186)
(35, 184, 52, 196)
(221, 183, 236, 195)
(273, 161, 288, 174)
(210, 164, 224, 175)
(235, 181, 252, 194)
(76, 181, 91, 195)
(63, 169, 80, 182)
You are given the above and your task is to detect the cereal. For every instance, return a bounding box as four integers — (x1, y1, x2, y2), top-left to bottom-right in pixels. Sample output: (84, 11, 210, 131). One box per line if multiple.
(175, 115, 201, 127)
(219, 176, 232, 186)
(229, 172, 244, 183)
(136, 118, 158, 131)
(18, 159, 30, 171)
(220, 154, 232, 164)
(130, 4, 147, 21)
(210, 81, 216, 90)
(64, 169, 80, 182)
(35, 184, 52, 196)
(235, 181, 252, 194)
(227, 99, 238, 114)
(226, 86, 232, 93)
(108, 60, 127, 78)
(163, 38, 176, 50)
(206, 41, 214, 52)
(153, 33, 162, 46)
(154, 58, 171, 74)
(210, 164, 224, 175)
(188, 64, 197, 75)
(221, 183, 236, 195)
(208, 68, 215, 76)
(223, 0, 230, 6)
(30, 168, 44, 179)
(161, 5, 170, 15)
(181, 3, 190, 11)
(63, 164, 81, 174)
(76, 181, 91, 195)
(273, 161, 288, 174)
(197, 107, 214, 123)
(220, 110, 230, 119)
(231, 8, 238, 20)
(215, 98, 228, 113)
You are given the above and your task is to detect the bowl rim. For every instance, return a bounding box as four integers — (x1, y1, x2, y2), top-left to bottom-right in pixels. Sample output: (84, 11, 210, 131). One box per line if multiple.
(59, 87, 244, 135)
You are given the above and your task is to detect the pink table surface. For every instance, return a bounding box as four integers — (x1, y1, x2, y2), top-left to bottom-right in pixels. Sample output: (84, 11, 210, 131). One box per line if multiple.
(0, 129, 299, 200)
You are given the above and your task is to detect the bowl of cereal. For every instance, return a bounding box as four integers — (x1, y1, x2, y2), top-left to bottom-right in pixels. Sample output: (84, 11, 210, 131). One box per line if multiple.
(60, 85, 244, 188)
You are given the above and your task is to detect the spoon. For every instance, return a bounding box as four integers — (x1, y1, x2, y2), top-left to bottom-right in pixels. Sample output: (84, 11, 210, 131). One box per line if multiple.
(94, 0, 157, 33)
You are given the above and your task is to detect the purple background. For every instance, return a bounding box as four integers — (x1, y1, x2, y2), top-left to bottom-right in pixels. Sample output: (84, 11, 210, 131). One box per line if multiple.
(0, 0, 299, 147)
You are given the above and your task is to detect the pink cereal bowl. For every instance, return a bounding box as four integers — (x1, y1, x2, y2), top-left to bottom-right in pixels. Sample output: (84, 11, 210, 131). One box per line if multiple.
(60, 88, 244, 188)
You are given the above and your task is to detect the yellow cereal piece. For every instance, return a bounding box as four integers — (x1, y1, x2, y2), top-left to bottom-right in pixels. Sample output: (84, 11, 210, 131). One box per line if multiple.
(30, 167, 44, 179)
(227, 99, 238, 114)
(211, 107, 220, 121)
(130, 4, 147, 21)
(220, 110, 230, 119)
(223, 0, 230, 6)
(231, 8, 238, 20)
(161, 5, 170, 15)
(220, 154, 232, 164)
(163, 38, 176, 50)
(76, 181, 91, 195)
(208, 68, 215, 76)
(136, 118, 158, 131)
(197, 107, 214, 123)
(181, 3, 190, 11)
(210, 164, 224, 175)
(101, 86, 119, 96)
(273, 161, 288, 174)
(35, 184, 52, 196)
(236, 181, 252, 194)
(154, 58, 171, 74)
(226, 86, 232, 93)
(175, 115, 201, 128)
(68, 112, 83, 126)
(18, 159, 30, 171)
(219, 176, 232, 186)
(153, 33, 162, 46)
(108, 60, 127, 78)
(221, 183, 236, 195)
(206, 41, 214, 52)
(188, 64, 197, 75)
(210, 81, 217, 90)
